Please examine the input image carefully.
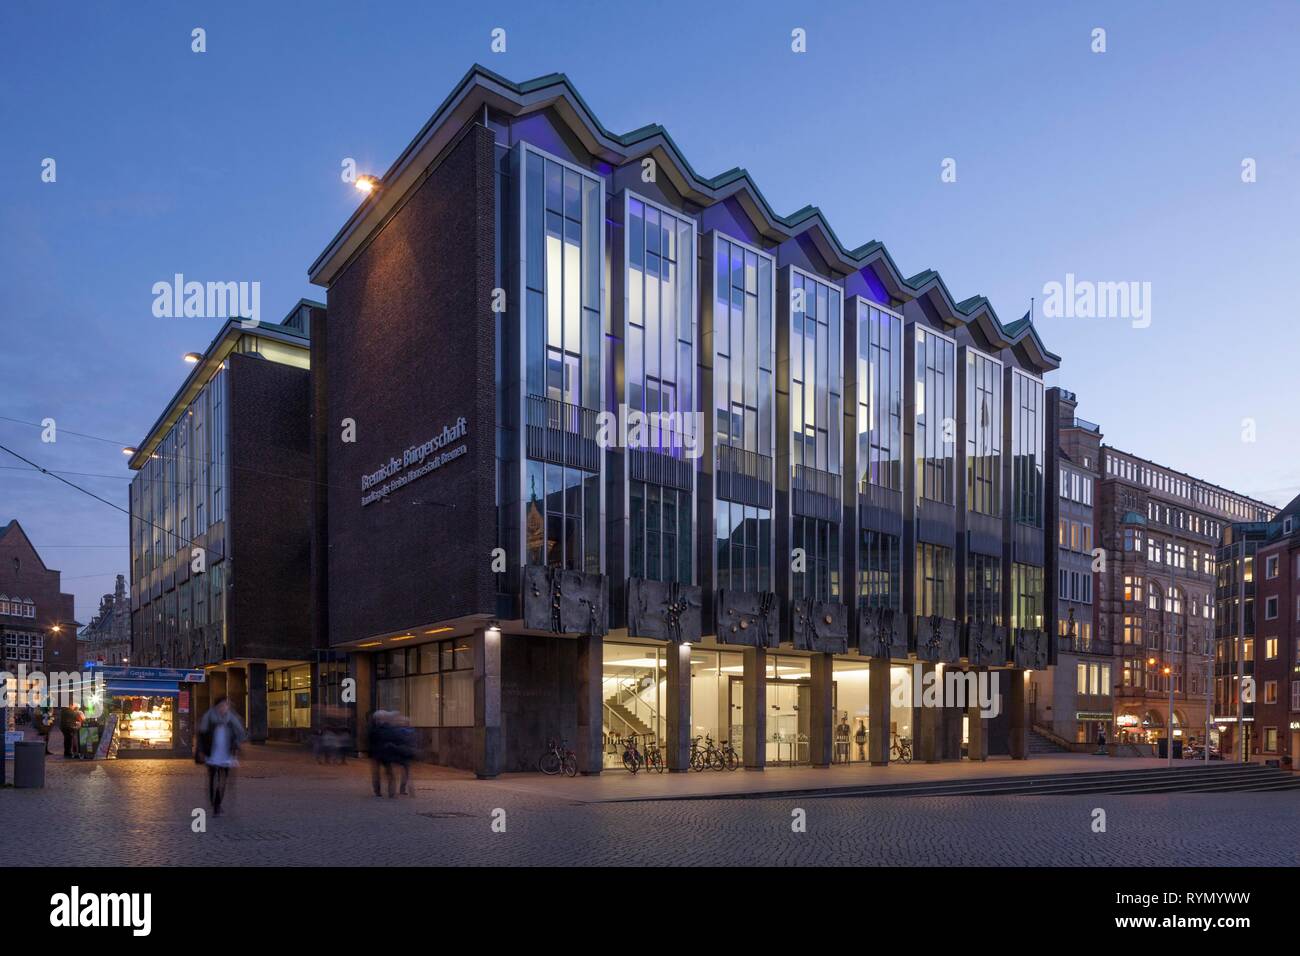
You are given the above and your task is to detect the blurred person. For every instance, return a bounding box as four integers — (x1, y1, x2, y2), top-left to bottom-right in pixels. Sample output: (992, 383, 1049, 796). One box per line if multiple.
(369, 710, 398, 798)
(60, 702, 84, 758)
(391, 714, 417, 797)
(197, 696, 246, 816)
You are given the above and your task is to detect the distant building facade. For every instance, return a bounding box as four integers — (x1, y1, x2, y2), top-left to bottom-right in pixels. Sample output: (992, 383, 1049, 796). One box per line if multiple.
(0, 520, 78, 693)
(78, 573, 132, 666)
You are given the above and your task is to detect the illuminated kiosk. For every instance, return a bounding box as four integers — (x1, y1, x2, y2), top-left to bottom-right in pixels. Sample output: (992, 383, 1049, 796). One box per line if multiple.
(88, 664, 204, 758)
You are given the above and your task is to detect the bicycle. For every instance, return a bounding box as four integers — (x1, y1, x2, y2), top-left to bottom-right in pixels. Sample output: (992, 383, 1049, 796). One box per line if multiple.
(621, 734, 644, 774)
(718, 737, 740, 771)
(689, 735, 707, 772)
(643, 737, 666, 773)
(890, 733, 913, 764)
(538, 737, 578, 777)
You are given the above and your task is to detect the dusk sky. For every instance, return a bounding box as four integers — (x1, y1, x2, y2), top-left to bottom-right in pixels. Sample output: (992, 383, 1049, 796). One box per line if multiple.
(2, 0, 1297, 624)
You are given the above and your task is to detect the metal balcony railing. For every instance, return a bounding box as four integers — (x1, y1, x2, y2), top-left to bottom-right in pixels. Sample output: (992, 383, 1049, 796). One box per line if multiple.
(792, 464, 841, 521)
(526, 394, 600, 472)
(716, 443, 773, 508)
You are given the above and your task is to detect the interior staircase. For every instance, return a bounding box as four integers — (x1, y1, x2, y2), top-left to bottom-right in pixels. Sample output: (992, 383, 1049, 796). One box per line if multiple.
(1028, 730, 1070, 755)
(604, 677, 655, 740)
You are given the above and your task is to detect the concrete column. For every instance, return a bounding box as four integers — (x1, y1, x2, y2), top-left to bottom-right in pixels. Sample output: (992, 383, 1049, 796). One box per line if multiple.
(868, 658, 891, 765)
(473, 626, 502, 778)
(967, 668, 988, 761)
(809, 653, 834, 768)
(246, 662, 268, 743)
(742, 645, 767, 770)
(1009, 668, 1029, 759)
(665, 642, 692, 772)
(576, 634, 603, 775)
(227, 666, 248, 725)
(918, 663, 942, 763)
(349, 653, 372, 754)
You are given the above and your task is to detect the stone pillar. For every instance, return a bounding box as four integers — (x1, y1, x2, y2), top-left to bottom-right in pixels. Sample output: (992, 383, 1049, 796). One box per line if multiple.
(350, 652, 372, 754)
(227, 666, 247, 725)
(918, 663, 942, 763)
(943, 693, 964, 760)
(809, 653, 834, 768)
(1009, 668, 1029, 759)
(966, 668, 988, 761)
(742, 645, 767, 770)
(473, 626, 502, 778)
(576, 634, 603, 775)
(246, 662, 268, 743)
(868, 658, 891, 765)
(665, 642, 692, 772)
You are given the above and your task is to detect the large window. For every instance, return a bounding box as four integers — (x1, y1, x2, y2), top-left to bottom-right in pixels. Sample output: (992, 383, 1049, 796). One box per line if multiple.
(1010, 369, 1045, 526)
(630, 481, 692, 583)
(626, 194, 694, 456)
(1011, 563, 1045, 631)
(965, 349, 1002, 515)
(374, 638, 473, 728)
(715, 499, 771, 592)
(523, 148, 602, 411)
(789, 268, 842, 476)
(915, 542, 955, 619)
(914, 328, 956, 504)
(859, 530, 900, 610)
(792, 516, 839, 602)
(967, 551, 1002, 625)
(714, 235, 773, 457)
(857, 301, 902, 490)
(525, 461, 599, 572)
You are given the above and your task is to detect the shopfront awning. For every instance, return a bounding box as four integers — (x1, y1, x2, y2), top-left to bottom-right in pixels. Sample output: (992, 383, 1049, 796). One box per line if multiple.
(106, 681, 180, 696)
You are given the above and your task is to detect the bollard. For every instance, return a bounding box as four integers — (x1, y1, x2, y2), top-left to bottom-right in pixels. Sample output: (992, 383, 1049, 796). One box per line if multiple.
(14, 740, 46, 788)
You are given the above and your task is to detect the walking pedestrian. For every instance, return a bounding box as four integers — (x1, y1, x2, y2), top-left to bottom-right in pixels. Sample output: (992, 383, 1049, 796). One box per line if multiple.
(35, 706, 53, 755)
(368, 710, 397, 798)
(392, 714, 416, 797)
(196, 697, 245, 816)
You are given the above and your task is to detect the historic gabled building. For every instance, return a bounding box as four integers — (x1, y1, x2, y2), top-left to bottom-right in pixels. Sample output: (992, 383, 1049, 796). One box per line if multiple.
(309, 65, 1061, 776)
(0, 520, 78, 680)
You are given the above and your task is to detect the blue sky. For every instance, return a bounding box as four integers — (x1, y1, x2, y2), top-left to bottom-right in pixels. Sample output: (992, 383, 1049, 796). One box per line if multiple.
(2, 0, 1297, 622)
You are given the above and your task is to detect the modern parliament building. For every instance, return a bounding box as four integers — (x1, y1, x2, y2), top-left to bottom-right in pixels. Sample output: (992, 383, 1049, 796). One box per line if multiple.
(308, 66, 1062, 777)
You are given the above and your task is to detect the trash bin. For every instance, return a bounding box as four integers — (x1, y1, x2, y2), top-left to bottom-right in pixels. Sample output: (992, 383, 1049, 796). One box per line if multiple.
(14, 741, 46, 788)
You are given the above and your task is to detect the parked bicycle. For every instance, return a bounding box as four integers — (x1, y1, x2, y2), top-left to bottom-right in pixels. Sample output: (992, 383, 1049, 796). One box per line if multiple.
(890, 732, 913, 763)
(621, 734, 644, 774)
(689, 734, 726, 772)
(718, 737, 740, 771)
(643, 737, 666, 773)
(538, 737, 578, 777)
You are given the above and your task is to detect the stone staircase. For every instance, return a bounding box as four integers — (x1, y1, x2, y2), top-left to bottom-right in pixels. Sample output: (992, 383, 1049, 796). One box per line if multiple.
(1028, 730, 1069, 755)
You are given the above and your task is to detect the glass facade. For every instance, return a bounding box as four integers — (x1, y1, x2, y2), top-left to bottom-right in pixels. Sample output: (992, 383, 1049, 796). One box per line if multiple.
(915, 542, 955, 618)
(965, 349, 1002, 516)
(525, 461, 600, 572)
(915, 328, 956, 504)
(789, 269, 842, 476)
(375, 639, 474, 728)
(967, 551, 1003, 625)
(857, 301, 903, 491)
(1011, 369, 1045, 527)
(792, 516, 840, 601)
(625, 194, 695, 584)
(713, 234, 774, 591)
(1012, 563, 1045, 631)
(859, 529, 901, 611)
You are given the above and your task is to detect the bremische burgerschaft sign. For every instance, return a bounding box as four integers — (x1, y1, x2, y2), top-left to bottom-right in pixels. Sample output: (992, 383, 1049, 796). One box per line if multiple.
(361, 416, 468, 506)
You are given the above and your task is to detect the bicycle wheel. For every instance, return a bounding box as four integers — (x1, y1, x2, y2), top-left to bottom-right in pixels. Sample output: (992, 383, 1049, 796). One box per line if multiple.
(690, 750, 705, 772)
(623, 752, 640, 774)
(709, 750, 725, 771)
(561, 753, 578, 777)
(899, 746, 913, 764)
(724, 750, 739, 771)
(538, 751, 561, 775)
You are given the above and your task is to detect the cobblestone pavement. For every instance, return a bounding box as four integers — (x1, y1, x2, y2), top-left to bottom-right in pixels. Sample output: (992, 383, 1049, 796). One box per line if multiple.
(3, 747, 1297, 866)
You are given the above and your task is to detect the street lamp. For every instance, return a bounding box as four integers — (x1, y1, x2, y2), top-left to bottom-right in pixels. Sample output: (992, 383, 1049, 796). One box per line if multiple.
(183, 352, 203, 364)
(355, 174, 380, 195)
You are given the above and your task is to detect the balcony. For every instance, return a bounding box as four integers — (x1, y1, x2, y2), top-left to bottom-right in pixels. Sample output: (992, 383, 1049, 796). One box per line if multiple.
(716, 444, 773, 509)
(1066, 417, 1101, 434)
(792, 464, 841, 522)
(526, 394, 600, 472)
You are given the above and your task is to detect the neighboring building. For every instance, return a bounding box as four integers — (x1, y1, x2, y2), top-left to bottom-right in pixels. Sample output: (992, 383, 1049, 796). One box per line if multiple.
(127, 301, 322, 742)
(1215, 494, 1300, 764)
(1035, 389, 1109, 744)
(0, 520, 78, 701)
(78, 573, 132, 666)
(309, 65, 1061, 777)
